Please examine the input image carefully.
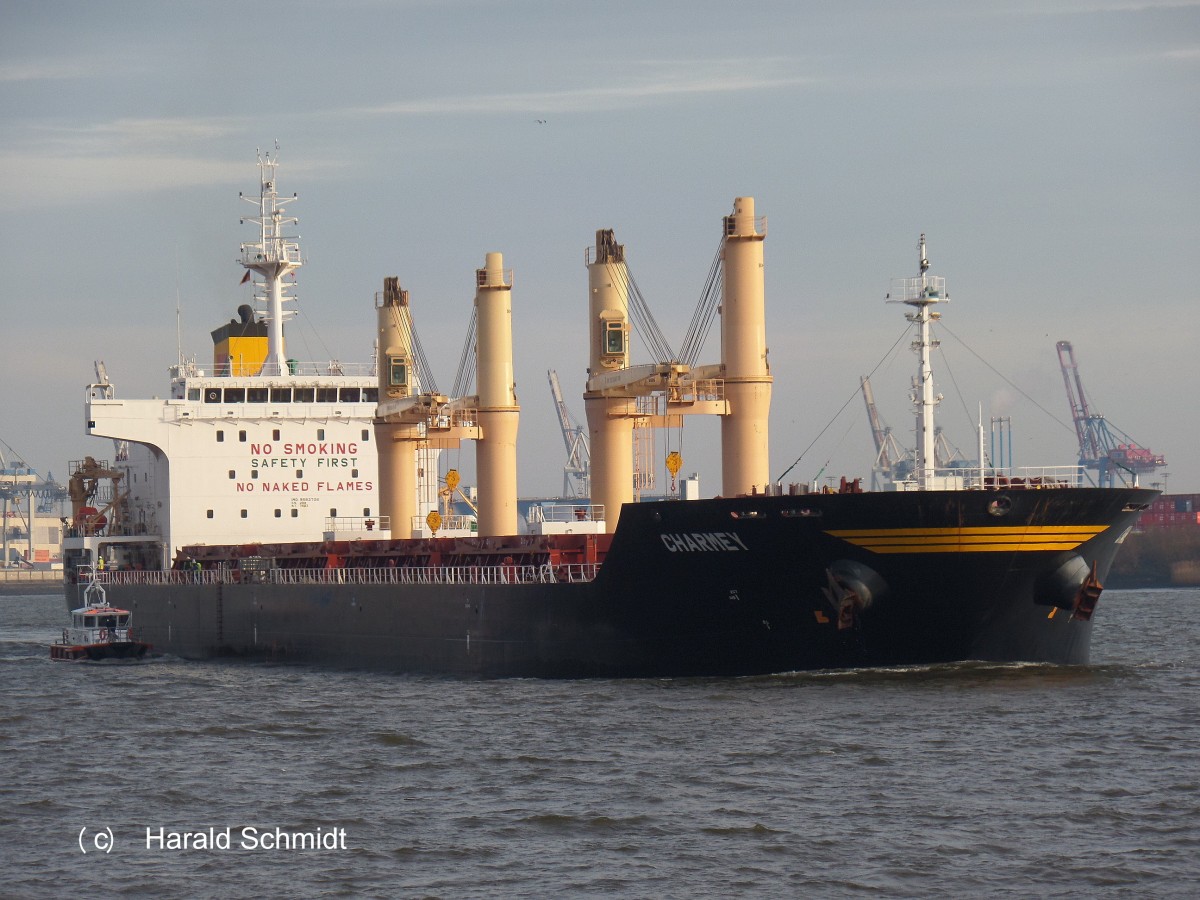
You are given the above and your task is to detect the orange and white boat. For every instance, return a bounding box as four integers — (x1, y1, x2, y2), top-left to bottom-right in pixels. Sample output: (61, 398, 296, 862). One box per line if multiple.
(51, 567, 154, 662)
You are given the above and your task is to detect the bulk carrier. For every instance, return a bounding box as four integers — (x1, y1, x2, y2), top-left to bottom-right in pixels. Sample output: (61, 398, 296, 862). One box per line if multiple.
(61, 155, 1156, 677)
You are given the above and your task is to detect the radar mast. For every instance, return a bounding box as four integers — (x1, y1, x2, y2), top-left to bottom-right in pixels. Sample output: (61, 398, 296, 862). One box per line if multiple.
(239, 148, 302, 376)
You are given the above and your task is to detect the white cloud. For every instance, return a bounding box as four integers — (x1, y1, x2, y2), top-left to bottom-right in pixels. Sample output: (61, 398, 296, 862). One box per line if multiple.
(351, 60, 814, 118)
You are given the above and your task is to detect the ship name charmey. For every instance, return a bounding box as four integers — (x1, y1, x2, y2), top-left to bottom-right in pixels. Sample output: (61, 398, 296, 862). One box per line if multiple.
(660, 532, 750, 553)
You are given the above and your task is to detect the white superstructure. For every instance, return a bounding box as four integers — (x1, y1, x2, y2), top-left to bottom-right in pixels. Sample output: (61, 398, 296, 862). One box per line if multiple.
(66, 153, 439, 570)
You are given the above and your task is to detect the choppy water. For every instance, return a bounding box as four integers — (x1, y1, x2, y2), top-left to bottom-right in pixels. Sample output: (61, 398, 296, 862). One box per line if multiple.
(2, 589, 1199, 898)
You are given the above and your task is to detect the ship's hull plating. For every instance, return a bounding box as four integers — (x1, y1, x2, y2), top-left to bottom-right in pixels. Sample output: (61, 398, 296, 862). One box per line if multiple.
(67, 488, 1151, 677)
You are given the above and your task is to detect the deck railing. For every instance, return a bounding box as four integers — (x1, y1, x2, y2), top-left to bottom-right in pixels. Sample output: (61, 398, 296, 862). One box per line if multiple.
(73, 563, 602, 588)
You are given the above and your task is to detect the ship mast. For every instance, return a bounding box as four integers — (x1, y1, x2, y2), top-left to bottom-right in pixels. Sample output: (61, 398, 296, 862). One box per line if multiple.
(239, 149, 301, 376)
(889, 234, 947, 489)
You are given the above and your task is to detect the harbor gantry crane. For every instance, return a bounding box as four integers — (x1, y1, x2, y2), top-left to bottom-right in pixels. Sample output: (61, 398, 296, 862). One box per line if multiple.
(2, 439, 69, 566)
(547, 369, 591, 499)
(1056, 340, 1165, 487)
(860, 376, 969, 489)
(860, 376, 909, 489)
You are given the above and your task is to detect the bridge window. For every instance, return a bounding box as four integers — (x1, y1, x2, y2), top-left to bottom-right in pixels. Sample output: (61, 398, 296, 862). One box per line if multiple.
(293, 387, 314, 403)
(247, 388, 268, 403)
(224, 388, 245, 403)
(316, 388, 338, 403)
(340, 387, 361, 403)
(270, 388, 291, 403)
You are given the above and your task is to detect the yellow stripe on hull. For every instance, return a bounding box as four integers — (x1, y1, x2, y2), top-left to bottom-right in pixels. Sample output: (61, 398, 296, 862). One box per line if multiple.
(825, 525, 1107, 554)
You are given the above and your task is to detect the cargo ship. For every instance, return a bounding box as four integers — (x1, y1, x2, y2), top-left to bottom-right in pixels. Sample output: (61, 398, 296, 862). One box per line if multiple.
(61, 155, 1157, 676)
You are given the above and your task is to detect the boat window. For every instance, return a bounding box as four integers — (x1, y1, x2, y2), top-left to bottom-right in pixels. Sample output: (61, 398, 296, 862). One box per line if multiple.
(239, 430, 247, 442)
(229, 470, 236, 479)
(316, 388, 338, 403)
(270, 389, 291, 403)
(361, 429, 371, 441)
(204, 388, 221, 403)
(216, 431, 224, 442)
(339, 387, 361, 403)
(224, 388, 245, 403)
(388, 356, 408, 388)
(362, 389, 378, 403)
(188, 388, 201, 401)
(117, 615, 129, 625)
(293, 387, 315, 403)
(604, 320, 625, 354)
(247, 388, 268, 403)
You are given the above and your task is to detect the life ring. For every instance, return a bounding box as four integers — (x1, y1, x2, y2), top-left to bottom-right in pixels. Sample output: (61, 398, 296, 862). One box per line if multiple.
(98, 628, 109, 642)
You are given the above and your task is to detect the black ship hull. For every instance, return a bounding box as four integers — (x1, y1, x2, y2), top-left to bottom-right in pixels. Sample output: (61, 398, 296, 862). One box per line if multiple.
(67, 488, 1152, 677)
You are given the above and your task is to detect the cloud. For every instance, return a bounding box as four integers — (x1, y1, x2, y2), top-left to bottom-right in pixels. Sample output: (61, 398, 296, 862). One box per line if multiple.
(0, 152, 254, 211)
(0, 58, 813, 209)
(350, 60, 815, 118)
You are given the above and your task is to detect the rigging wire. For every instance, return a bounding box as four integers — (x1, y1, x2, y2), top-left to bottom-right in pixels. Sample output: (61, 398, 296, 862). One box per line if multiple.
(451, 307, 478, 399)
(938, 323, 1075, 434)
(932, 326, 975, 435)
(605, 261, 677, 363)
(390, 304, 439, 395)
(775, 324, 912, 483)
(678, 240, 725, 367)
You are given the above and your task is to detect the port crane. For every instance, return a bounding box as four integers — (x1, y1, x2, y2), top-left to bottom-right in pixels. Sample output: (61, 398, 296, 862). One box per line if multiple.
(859, 376, 970, 489)
(547, 369, 591, 499)
(861, 376, 909, 489)
(1056, 340, 1165, 487)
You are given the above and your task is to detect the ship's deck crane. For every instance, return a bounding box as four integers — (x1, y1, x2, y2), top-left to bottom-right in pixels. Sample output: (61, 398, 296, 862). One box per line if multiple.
(547, 369, 591, 499)
(1056, 340, 1165, 487)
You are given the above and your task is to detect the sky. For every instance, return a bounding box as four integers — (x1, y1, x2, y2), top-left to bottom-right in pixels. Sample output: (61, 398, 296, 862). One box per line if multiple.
(1, 0, 1197, 499)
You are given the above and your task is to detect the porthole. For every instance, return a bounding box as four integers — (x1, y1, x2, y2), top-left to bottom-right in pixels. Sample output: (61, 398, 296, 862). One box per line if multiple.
(987, 497, 1013, 517)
